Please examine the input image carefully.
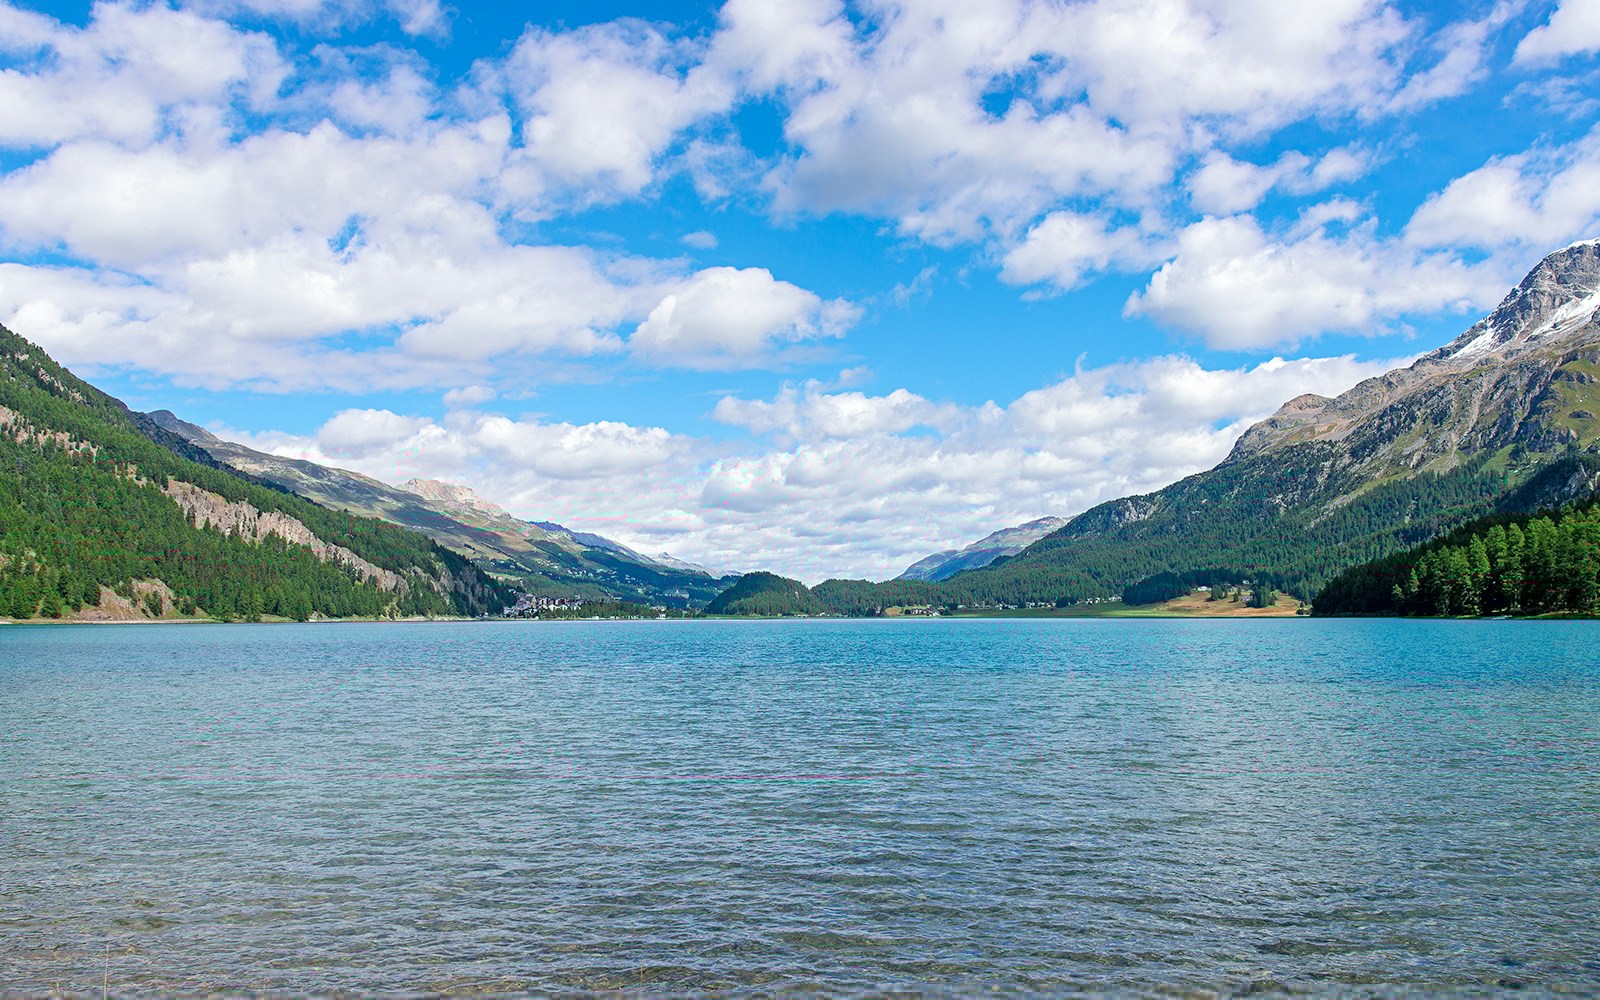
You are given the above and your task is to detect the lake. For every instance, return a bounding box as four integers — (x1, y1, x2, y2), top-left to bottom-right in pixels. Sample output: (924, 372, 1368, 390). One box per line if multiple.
(2, 618, 1598, 996)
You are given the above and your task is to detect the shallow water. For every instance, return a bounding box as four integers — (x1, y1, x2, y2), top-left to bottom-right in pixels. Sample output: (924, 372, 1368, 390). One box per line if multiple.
(2, 618, 1599, 996)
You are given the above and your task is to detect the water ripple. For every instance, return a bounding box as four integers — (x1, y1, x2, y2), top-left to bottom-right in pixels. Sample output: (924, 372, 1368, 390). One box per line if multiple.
(2, 618, 1600, 996)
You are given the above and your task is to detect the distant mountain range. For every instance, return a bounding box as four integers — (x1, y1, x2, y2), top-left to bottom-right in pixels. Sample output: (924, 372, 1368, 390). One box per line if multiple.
(719, 239, 1600, 614)
(146, 411, 735, 608)
(896, 516, 1068, 581)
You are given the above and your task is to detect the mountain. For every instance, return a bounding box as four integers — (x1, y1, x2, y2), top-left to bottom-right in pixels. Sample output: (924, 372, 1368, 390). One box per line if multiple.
(1226, 237, 1600, 471)
(703, 572, 822, 616)
(896, 516, 1068, 581)
(146, 411, 734, 608)
(764, 240, 1600, 616)
(647, 551, 721, 577)
(0, 326, 513, 622)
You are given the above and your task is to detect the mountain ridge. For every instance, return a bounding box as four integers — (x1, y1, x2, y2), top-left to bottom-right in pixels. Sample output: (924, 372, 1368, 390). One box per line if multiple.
(145, 410, 733, 607)
(896, 516, 1069, 581)
(720, 240, 1600, 614)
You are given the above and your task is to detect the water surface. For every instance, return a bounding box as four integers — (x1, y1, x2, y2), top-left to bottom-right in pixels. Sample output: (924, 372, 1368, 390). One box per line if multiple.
(2, 619, 1598, 995)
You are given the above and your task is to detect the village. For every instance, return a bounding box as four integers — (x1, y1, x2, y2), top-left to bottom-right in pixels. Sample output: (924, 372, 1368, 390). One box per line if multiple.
(499, 594, 681, 620)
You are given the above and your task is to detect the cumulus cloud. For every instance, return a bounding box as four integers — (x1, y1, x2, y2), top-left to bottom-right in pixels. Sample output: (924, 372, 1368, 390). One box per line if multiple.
(713, 382, 961, 439)
(0, 5, 852, 389)
(999, 211, 1152, 291)
(631, 267, 859, 368)
(732, 0, 1491, 245)
(442, 385, 496, 408)
(1404, 126, 1600, 254)
(316, 408, 434, 456)
(500, 20, 734, 212)
(1515, 0, 1600, 64)
(1187, 148, 1371, 215)
(1127, 214, 1500, 350)
(0, 0, 1557, 377)
(0, 2, 282, 149)
(326, 61, 435, 135)
(232, 351, 1404, 582)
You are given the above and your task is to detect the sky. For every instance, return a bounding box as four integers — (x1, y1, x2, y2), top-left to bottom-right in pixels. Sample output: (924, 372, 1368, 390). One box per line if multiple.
(3, 0, 1600, 582)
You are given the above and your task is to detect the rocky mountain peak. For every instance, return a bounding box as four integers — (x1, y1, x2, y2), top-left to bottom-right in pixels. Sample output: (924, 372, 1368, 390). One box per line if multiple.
(399, 478, 507, 516)
(1434, 239, 1600, 367)
(1229, 239, 1600, 462)
(144, 409, 220, 443)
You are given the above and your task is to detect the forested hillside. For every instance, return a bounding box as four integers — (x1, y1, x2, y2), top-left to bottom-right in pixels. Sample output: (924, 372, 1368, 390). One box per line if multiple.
(0, 326, 514, 621)
(1314, 496, 1600, 617)
(703, 572, 822, 616)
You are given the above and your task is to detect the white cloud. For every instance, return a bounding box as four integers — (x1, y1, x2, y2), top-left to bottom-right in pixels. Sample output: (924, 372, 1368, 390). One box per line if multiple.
(631, 266, 859, 368)
(1515, 0, 1600, 64)
(327, 62, 435, 135)
(500, 20, 734, 212)
(714, 0, 1480, 255)
(386, 0, 447, 37)
(766, 62, 1175, 243)
(1188, 153, 1290, 216)
(713, 382, 959, 439)
(1000, 211, 1152, 291)
(317, 408, 434, 457)
(0, 8, 844, 389)
(1187, 148, 1370, 215)
(1047, 0, 1411, 134)
(0, 0, 1543, 388)
(1405, 126, 1600, 253)
(442, 385, 496, 408)
(233, 350, 1402, 582)
(186, 0, 449, 37)
(1388, 4, 1514, 112)
(0, 113, 514, 269)
(710, 0, 855, 92)
(0, 2, 282, 149)
(473, 416, 685, 481)
(1505, 70, 1600, 119)
(742, 2, 1181, 240)
(1127, 214, 1500, 349)
(681, 230, 718, 249)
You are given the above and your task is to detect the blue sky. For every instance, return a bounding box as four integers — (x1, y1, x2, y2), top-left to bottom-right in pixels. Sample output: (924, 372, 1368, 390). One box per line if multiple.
(3, 0, 1600, 580)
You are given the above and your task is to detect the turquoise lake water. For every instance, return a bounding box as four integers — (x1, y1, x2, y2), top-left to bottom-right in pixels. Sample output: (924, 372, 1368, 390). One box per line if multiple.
(2, 618, 1599, 996)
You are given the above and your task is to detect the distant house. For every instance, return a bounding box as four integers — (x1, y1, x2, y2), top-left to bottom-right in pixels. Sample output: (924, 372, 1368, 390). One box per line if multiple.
(503, 594, 586, 617)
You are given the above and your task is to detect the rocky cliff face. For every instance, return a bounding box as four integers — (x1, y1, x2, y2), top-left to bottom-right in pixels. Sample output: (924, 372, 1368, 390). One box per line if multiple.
(400, 477, 509, 518)
(163, 479, 411, 593)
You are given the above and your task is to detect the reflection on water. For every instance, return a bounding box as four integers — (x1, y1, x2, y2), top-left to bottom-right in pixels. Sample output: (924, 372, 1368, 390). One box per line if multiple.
(2, 618, 1599, 995)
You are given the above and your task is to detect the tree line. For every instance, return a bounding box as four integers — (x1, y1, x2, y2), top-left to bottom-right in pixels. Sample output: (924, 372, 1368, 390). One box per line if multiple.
(1314, 498, 1600, 616)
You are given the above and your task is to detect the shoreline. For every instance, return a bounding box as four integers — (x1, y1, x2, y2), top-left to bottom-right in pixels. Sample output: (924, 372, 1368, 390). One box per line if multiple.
(10, 611, 1596, 626)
